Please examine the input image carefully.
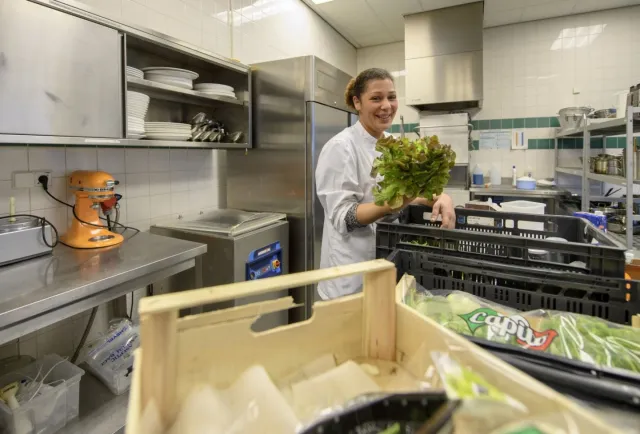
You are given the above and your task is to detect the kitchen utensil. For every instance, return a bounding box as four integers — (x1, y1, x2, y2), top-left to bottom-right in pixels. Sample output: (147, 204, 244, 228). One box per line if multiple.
(607, 157, 623, 176)
(194, 83, 234, 92)
(143, 74, 194, 89)
(590, 108, 617, 119)
(61, 170, 123, 248)
(558, 106, 592, 129)
(207, 131, 221, 142)
(594, 154, 609, 174)
(536, 178, 555, 188)
(141, 67, 199, 80)
(515, 175, 536, 190)
(604, 187, 621, 197)
(126, 66, 144, 79)
(227, 131, 244, 143)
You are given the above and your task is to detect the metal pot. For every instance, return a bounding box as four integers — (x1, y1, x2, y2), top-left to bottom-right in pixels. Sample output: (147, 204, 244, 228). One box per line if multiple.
(558, 106, 592, 129)
(594, 155, 609, 174)
(607, 157, 624, 176)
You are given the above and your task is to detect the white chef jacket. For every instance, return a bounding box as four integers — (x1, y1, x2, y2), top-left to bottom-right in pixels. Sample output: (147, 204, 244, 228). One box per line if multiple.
(315, 121, 395, 300)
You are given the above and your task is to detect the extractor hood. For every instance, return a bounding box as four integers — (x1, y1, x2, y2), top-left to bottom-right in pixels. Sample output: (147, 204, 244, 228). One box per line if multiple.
(404, 2, 483, 111)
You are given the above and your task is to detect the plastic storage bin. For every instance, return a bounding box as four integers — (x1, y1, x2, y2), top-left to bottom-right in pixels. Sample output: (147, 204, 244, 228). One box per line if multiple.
(500, 200, 546, 231)
(387, 248, 640, 325)
(0, 354, 85, 434)
(377, 205, 627, 278)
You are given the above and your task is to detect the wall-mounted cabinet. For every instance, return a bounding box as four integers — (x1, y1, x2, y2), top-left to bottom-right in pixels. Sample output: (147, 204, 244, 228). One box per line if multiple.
(0, 0, 122, 138)
(0, 0, 251, 149)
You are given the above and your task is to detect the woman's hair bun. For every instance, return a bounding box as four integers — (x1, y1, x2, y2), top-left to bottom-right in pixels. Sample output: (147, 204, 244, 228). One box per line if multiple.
(344, 78, 357, 109)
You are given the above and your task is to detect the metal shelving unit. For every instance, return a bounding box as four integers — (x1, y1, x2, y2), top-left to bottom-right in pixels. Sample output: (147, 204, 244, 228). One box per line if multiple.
(127, 77, 245, 107)
(555, 106, 640, 248)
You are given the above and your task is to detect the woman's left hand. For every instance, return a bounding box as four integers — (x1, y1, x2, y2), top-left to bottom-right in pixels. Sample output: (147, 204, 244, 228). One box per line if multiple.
(431, 193, 455, 229)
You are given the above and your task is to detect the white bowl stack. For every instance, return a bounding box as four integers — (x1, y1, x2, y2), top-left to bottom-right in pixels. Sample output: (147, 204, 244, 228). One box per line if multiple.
(126, 66, 144, 79)
(142, 67, 199, 90)
(127, 91, 150, 138)
(194, 83, 237, 99)
(144, 122, 192, 141)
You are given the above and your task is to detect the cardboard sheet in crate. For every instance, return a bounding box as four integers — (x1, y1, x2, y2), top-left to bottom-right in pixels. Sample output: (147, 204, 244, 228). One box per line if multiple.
(126, 260, 620, 434)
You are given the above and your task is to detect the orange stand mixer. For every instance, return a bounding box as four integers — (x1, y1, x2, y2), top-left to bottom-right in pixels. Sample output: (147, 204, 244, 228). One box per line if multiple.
(61, 170, 124, 248)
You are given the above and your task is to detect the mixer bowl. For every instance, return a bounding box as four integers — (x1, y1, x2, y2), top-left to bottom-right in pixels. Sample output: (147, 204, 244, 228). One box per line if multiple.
(558, 106, 592, 130)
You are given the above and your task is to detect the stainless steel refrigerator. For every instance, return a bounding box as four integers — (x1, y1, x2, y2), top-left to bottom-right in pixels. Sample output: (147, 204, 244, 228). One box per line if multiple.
(226, 56, 356, 321)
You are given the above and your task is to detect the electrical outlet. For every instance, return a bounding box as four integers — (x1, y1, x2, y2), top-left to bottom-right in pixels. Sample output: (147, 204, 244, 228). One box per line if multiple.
(12, 171, 52, 188)
(35, 171, 52, 188)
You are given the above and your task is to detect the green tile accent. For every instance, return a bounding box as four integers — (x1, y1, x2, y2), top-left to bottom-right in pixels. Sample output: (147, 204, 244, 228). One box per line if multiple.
(550, 117, 561, 128)
(472, 140, 479, 150)
(528, 139, 538, 149)
(591, 138, 603, 149)
(490, 119, 501, 129)
(525, 118, 537, 128)
(390, 124, 399, 133)
(576, 138, 583, 149)
(543, 139, 554, 149)
(502, 119, 513, 129)
(618, 137, 628, 148)
(513, 118, 525, 129)
(479, 120, 491, 130)
(606, 137, 617, 148)
(537, 117, 550, 128)
(471, 120, 479, 130)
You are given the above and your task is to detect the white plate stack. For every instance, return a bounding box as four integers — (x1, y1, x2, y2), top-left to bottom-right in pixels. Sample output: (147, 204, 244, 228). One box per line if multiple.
(142, 67, 199, 90)
(193, 83, 237, 99)
(144, 122, 192, 141)
(127, 91, 150, 138)
(126, 66, 144, 79)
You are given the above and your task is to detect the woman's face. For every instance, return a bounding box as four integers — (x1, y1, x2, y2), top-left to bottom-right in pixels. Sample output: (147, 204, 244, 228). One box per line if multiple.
(353, 78, 398, 138)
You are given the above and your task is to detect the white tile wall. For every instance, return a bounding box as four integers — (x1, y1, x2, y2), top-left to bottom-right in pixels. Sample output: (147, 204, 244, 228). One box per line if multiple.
(0, 146, 223, 234)
(480, 6, 640, 120)
(62, 0, 357, 75)
(356, 6, 640, 181)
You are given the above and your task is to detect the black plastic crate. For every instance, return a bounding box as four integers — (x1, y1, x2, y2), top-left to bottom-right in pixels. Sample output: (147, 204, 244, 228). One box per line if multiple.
(387, 249, 640, 325)
(377, 205, 627, 278)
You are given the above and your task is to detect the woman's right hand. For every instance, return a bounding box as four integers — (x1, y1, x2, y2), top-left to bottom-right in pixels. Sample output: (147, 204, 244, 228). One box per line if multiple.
(385, 196, 414, 213)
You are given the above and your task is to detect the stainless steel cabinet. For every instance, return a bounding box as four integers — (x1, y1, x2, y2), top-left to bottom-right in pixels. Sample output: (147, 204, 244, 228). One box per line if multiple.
(0, 0, 122, 138)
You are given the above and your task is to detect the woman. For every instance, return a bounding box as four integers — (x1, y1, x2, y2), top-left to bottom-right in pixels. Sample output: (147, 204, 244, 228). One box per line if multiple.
(315, 68, 456, 300)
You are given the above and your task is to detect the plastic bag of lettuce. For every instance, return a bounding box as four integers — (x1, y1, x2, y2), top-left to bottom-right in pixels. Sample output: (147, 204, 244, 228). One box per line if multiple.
(402, 276, 640, 374)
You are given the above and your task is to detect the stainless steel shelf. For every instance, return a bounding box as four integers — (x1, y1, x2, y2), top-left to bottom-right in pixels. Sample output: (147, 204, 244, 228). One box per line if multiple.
(587, 172, 640, 186)
(556, 167, 640, 187)
(59, 367, 128, 434)
(556, 167, 583, 176)
(556, 115, 640, 138)
(0, 134, 248, 149)
(127, 77, 245, 107)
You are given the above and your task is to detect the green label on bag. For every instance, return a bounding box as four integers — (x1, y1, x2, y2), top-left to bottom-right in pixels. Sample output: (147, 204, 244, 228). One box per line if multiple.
(503, 427, 546, 434)
(460, 308, 558, 351)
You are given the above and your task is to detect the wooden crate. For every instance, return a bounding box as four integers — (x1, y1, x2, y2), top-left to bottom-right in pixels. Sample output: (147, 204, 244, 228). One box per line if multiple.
(126, 259, 618, 433)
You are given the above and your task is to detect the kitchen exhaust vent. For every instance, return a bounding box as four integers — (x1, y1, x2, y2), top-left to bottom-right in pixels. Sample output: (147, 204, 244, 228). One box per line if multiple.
(404, 2, 483, 111)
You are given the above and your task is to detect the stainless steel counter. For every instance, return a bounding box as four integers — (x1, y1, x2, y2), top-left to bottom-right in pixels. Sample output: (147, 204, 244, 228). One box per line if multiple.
(469, 185, 569, 198)
(469, 185, 569, 215)
(0, 232, 206, 345)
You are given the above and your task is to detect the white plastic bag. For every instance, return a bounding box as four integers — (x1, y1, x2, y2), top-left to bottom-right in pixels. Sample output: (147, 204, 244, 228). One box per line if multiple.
(83, 319, 139, 395)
